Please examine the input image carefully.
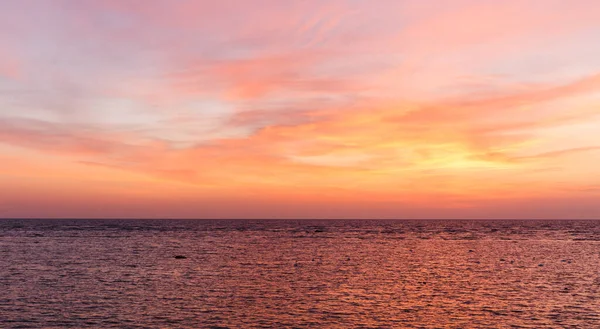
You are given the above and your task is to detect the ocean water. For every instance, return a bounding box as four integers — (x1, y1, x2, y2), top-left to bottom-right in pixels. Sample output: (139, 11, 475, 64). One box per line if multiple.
(1, 219, 599, 328)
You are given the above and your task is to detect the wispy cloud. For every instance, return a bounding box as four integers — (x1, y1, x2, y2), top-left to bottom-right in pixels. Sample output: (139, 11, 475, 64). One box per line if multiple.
(1, 0, 600, 217)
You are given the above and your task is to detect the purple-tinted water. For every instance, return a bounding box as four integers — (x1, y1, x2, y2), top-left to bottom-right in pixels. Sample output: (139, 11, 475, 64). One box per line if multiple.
(1, 219, 600, 328)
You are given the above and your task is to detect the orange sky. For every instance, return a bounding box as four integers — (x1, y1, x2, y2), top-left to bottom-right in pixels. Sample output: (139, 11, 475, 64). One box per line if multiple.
(1, 0, 600, 219)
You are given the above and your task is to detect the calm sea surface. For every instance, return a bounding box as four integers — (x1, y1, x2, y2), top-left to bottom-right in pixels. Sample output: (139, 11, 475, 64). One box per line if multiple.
(1, 219, 599, 328)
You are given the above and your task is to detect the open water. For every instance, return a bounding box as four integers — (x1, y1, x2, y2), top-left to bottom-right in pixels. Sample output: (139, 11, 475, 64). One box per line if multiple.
(1, 219, 599, 328)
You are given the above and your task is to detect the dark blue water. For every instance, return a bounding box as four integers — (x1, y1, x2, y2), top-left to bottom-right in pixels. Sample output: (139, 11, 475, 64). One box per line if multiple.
(1, 219, 600, 328)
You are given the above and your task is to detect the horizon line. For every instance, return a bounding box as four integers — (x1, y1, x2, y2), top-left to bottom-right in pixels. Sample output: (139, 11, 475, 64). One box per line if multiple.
(1, 218, 599, 221)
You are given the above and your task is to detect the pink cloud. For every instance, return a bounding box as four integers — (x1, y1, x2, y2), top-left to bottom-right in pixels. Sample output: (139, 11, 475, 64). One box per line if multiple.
(0, 53, 20, 79)
(2, 0, 600, 217)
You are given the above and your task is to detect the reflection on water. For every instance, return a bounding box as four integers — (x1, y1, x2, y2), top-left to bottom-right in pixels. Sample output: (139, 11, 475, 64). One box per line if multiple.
(1, 219, 600, 328)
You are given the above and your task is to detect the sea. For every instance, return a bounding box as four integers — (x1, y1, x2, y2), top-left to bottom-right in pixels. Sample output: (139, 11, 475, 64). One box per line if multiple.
(1, 219, 599, 328)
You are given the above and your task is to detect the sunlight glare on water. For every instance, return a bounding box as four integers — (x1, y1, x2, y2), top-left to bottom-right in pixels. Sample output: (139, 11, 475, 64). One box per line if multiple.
(1, 219, 600, 328)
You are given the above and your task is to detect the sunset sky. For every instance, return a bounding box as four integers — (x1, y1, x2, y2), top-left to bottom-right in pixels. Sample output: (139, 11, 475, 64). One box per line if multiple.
(1, 0, 600, 219)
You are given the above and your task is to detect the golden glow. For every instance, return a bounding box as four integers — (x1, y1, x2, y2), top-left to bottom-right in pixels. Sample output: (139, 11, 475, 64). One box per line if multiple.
(1, 1, 600, 218)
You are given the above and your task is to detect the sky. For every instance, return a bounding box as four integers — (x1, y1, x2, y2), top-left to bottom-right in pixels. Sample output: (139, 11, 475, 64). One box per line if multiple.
(1, 0, 600, 219)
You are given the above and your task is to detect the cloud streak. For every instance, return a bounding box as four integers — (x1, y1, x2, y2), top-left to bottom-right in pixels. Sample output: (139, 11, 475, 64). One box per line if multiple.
(1, 0, 600, 218)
